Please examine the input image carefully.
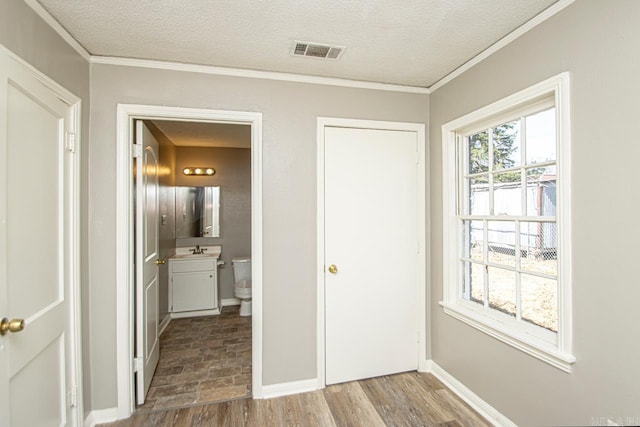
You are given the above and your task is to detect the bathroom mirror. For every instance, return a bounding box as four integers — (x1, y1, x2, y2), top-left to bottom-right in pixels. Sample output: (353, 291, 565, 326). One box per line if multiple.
(175, 186, 220, 238)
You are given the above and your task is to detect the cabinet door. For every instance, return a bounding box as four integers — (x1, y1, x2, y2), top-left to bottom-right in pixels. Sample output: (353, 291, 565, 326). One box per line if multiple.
(172, 271, 215, 312)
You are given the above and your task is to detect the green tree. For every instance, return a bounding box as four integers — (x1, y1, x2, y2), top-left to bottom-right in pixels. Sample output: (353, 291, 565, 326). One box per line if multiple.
(469, 122, 519, 182)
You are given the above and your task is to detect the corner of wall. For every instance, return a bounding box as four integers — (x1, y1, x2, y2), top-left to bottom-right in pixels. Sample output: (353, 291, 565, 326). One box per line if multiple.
(425, 360, 516, 426)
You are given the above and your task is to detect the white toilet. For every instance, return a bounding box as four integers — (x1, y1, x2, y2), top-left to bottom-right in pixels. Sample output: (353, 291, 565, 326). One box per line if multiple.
(232, 257, 252, 316)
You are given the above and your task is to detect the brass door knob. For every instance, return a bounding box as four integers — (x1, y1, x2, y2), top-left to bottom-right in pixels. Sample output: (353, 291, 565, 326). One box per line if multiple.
(328, 264, 338, 274)
(155, 258, 167, 265)
(0, 318, 25, 336)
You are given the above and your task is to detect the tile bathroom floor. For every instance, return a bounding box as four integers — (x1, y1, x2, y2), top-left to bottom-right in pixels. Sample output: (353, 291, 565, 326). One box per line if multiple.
(137, 305, 252, 412)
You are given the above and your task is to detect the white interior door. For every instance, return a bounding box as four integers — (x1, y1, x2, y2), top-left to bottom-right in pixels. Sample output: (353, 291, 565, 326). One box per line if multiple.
(0, 51, 80, 425)
(134, 121, 160, 404)
(324, 126, 419, 385)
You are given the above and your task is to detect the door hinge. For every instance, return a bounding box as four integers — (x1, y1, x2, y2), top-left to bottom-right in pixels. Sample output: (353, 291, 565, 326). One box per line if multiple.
(132, 143, 143, 158)
(65, 131, 76, 153)
(133, 357, 143, 372)
(68, 386, 78, 408)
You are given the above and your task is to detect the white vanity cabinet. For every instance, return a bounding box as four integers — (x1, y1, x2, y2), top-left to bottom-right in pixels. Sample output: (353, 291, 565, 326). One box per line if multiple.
(169, 247, 221, 317)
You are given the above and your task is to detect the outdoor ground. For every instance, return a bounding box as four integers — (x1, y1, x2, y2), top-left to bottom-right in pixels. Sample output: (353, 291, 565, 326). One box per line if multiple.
(468, 247, 557, 331)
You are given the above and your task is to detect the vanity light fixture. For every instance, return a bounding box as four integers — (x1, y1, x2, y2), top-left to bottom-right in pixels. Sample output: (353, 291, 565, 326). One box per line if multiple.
(183, 167, 216, 176)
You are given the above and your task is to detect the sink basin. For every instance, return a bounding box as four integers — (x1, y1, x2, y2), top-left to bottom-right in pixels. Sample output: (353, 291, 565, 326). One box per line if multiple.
(172, 253, 215, 259)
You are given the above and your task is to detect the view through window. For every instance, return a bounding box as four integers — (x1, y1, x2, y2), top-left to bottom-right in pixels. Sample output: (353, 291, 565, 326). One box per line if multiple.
(460, 106, 558, 332)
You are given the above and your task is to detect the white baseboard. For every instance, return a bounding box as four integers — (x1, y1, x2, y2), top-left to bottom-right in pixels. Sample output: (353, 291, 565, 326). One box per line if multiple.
(425, 360, 516, 427)
(84, 407, 119, 427)
(159, 314, 171, 336)
(260, 378, 319, 399)
(418, 357, 430, 372)
(170, 308, 221, 318)
(221, 298, 241, 306)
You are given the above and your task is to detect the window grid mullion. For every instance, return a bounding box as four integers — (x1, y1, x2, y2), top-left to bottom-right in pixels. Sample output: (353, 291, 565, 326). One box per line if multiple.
(461, 219, 471, 301)
(464, 160, 556, 178)
(515, 219, 522, 321)
(482, 219, 489, 308)
(488, 128, 494, 216)
(520, 116, 527, 216)
(459, 214, 556, 222)
(459, 137, 470, 302)
(460, 257, 557, 280)
(458, 136, 466, 216)
(521, 115, 527, 168)
(517, 116, 526, 323)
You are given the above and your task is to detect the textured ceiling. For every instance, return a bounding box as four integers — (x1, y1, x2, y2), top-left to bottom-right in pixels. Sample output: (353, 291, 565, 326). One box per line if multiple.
(36, 0, 558, 87)
(151, 120, 251, 149)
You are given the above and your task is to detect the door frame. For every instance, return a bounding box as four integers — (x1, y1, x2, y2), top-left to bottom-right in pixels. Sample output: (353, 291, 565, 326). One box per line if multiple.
(115, 104, 263, 417)
(316, 117, 429, 387)
(0, 45, 84, 425)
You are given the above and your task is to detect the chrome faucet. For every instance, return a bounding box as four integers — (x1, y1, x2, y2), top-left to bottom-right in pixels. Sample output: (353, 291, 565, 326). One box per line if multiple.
(190, 245, 207, 255)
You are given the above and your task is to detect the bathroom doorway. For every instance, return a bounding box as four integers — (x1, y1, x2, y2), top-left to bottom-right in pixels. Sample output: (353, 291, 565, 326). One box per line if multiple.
(135, 118, 253, 412)
(115, 105, 263, 417)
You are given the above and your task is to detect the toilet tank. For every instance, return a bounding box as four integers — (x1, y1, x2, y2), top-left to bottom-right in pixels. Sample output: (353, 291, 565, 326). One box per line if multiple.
(232, 257, 252, 282)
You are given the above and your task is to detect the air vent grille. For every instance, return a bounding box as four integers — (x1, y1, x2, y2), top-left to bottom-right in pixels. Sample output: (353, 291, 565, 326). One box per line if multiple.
(294, 43, 308, 55)
(292, 41, 345, 60)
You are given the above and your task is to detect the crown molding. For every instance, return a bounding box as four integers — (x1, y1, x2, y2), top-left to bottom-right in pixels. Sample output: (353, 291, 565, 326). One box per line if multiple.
(428, 0, 576, 93)
(23, 0, 91, 61)
(20, 0, 426, 94)
(90, 56, 430, 94)
(24, 0, 575, 95)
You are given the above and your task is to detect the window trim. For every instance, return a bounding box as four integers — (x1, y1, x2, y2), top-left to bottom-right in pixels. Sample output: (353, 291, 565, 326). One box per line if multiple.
(441, 73, 575, 372)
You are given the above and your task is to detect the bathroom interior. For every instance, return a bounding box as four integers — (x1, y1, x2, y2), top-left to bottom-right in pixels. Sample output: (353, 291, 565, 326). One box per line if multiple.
(138, 119, 252, 412)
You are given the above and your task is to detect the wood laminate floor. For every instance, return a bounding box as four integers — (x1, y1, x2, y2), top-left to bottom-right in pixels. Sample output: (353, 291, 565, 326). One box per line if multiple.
(137, 306, 252, 412)
(103, 371, 490, 427)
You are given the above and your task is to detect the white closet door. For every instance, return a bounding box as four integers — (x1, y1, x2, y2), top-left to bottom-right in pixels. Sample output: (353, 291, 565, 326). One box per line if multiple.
(324, 126, 419, 385)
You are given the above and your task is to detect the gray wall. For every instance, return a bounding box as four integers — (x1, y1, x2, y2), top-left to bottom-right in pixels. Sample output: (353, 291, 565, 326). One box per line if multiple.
(89, 64, 429, 409)
(174, 146, 252, 301)
(429, 1, 640, 425)
(0, 0, 93, 417)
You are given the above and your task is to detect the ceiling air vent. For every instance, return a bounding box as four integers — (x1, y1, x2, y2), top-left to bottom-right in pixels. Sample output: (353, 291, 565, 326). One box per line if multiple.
(292, 41, 345, 60)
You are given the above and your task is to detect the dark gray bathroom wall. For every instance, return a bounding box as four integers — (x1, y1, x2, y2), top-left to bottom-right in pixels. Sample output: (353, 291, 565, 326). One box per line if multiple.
(174, 146, 252, 301)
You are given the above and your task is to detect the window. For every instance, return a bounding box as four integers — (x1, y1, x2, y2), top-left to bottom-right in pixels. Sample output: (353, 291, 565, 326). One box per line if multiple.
(441, 73, 575, 372)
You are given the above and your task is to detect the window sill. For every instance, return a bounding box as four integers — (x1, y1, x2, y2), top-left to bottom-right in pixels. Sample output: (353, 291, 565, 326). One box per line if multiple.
(440, 301, 576, 373)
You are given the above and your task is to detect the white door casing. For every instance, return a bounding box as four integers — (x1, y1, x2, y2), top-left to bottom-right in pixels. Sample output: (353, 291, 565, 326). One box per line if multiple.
(318, 118, 427, 386)
(0, 48, 82, 426)
(116, 105, 263, 416)
(134, 121, 161, 404)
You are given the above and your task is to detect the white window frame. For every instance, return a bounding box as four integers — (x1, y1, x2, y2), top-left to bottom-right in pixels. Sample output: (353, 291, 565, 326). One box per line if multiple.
(440, 73, 575, 372)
